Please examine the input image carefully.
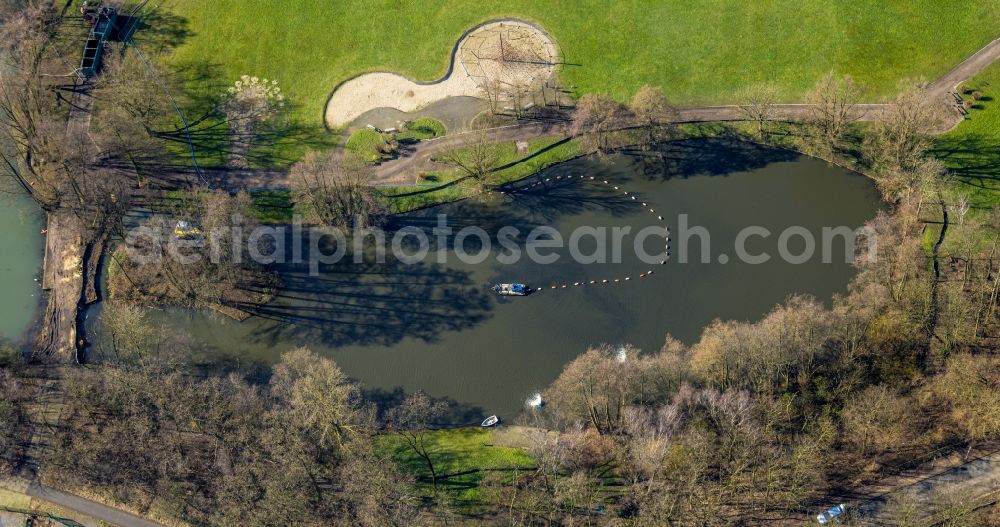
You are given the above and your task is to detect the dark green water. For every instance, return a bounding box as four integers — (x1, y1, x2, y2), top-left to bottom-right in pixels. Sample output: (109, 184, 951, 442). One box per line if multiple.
(91, 141, 882, 420)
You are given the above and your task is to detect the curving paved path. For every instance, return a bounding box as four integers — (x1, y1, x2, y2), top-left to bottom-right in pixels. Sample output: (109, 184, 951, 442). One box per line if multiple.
(197, 35, 1000, 191)
(363, 34, 1000, 186)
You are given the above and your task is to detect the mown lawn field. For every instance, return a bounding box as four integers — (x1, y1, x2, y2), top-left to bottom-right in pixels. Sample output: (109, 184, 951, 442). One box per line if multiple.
(931, 61, 1000, 251)
(157, 0, 1000, 131)
(385, 135, 582, 213)
(379, 427, 535, 504)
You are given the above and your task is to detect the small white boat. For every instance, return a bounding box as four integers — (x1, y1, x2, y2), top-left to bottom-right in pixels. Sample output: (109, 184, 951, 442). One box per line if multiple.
(493, 283, 529, 296)
(481, 415, 500, 427)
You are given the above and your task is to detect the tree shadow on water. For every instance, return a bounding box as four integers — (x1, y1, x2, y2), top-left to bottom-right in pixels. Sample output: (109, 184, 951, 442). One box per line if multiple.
(364, 387, 487, 427)
(389, 180, 638, 251)
(242, 231, 496, 349)
(622, 137, 801, 181)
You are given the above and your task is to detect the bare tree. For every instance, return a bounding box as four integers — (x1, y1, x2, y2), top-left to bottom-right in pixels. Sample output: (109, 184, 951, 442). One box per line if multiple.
(386, 391, 448, 491)
(954, 194, 970, 225)
(289, 151, 386, 229)
(840, 385, 913, 455)
(544, 345, 645, 434)
(479, 77, 504, 115)
(802, 71, 863, 156)
(436, 131, 504, 192)
(571, 93, 630, 155)
(630, 84, 677, 146)
(270, 348, 365, 449)
(736, 84, 780, 138)
(862, 82, 946, 201)
(91, 48, 173, 188)
(0, 2, 86, 211)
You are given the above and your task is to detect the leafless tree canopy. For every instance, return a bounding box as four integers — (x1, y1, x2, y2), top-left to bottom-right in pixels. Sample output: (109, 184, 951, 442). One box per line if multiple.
(801, 71, 863, 155)
(436, 131, 504, 192)
(630, 84, 677, 145)
(571, 93, 631, 154)
(736, 83, 780, 137)
(862, 81, 948, 201)
(289, 151, 386, 229)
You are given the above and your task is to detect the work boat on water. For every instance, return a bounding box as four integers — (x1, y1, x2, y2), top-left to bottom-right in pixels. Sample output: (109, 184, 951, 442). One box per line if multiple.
(493, 283, 530, 296)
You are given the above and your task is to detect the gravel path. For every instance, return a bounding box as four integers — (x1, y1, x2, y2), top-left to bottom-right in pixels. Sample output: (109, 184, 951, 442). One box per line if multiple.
(26, 482, 168, 527)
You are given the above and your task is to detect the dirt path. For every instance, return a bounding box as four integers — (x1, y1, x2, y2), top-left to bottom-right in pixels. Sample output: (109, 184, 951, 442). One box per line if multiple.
(34, 80, 100, 363)
(35, 212, 85, 362)
(850, 447, 1000, 524)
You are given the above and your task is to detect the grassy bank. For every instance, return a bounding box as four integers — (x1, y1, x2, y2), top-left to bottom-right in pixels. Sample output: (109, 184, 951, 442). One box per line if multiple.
(379, 427, 534, 504)
(385, 135, 582, 213)
(160, 0, 1000, 132)
(932, 61, 1000, 252)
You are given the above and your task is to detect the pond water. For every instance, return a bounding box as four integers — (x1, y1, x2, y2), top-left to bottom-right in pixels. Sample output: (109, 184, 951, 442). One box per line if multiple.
(91, 140, 882, 421)
(0, 194, 43, 345)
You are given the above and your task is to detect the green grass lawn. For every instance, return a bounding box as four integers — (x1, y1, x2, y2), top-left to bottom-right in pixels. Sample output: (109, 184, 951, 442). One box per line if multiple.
(931, 61, 1000, 252)
(380, 427, 534, 503)
(345, 128, 388, 163)
(347, 118, 448, 162)
(250, 189, 295, 223)
(387, 135, 581, 213)
(158, 0, 1000, 134)
(398, 117, 447, 142)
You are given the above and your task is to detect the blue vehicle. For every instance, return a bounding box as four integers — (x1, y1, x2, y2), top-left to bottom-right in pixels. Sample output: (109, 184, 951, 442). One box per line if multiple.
(816, 504, 846, 524)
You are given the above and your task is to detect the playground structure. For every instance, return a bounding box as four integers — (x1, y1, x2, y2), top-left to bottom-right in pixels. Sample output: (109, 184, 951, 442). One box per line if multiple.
(458, 21, 560, 110)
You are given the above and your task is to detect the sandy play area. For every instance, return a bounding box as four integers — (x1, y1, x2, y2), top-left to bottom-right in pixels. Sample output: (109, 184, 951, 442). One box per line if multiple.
(324, 20, 559, 129)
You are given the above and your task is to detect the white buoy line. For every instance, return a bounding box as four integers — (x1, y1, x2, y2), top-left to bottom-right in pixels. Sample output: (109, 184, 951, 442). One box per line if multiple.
(499, 173, 672, 293)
